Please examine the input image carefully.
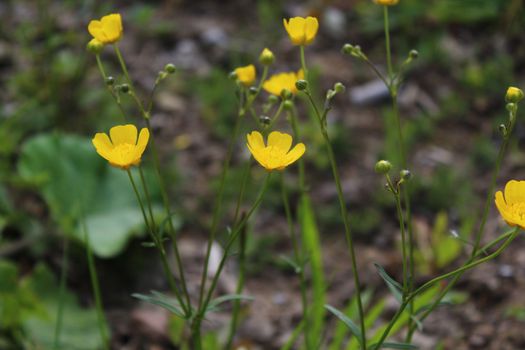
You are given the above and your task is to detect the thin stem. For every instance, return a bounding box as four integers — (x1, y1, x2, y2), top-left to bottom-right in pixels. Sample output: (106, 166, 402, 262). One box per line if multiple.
(281, 173, 310, 349)
(192, 174, 272, 343)
(387, 175, 408, 295)
(126, 169, 189, 315)
(300, 46, 308, 81)
(138, 166, 156, 233)
(303, 89, 366, 348)
(405, 106, 518, 342)
(53, 237, 68, 350)
(374, 228, 519, 349)
(197, 110, 244, 310)
(383, 6, 393, 83)
(95, 54, 127, 121)
(82, 218, 109, 349)
(233, 159, 252, 225)
(224, 216, 248, 350)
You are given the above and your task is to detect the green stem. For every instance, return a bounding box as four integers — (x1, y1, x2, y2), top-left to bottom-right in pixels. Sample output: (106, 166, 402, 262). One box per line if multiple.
(138, 166, 156, 233)
(197, 110, 244, 311)
(224, 217, 248, 350)
(192, 173, 272, 345)
(82, 218, 110, 349)
(303, 90, 366, 348)
(374, 227, 520, 349)
(280, 173, 310, 349)
(387, 175, 408, 295)
(95, 54, 127, 121)
(383, 6, 393, 84)
(300, 46, 308, 81)
(53, 237, 68, 350)
(405, 108, 517, 341)
(233, 159, 252, 225)
(126, 169, 189, 315)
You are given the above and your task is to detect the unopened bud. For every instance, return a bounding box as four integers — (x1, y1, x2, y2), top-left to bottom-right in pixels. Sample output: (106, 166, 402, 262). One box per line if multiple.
(259, 48, 275, 65)
(281, 89, 293, 100)
(86, 38, 104, 54)
(499, 124, 507, 137)
(260, 115, 271, 125)
(249, 87, 258, 95)
(326, 89, 336, 100)
(295, 80, 308, 91)
(283, 100, 294, 110)
(505, 87, 524, 104)
(400, 169, 411, 181)
(164, 63, 176, 74)
(105, 76, 115, 86)
(342, 43, 354, 55)
(228, 71, 237, 80)
(268, 95, 279, 104)
(408, 50, 419, 60)
(374, 160, 392, 174)
(119, 84, 130, 93)
(334, 82, 345, 94)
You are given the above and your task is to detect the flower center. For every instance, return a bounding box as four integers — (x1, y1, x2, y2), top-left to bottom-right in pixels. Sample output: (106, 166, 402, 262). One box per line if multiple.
(509, 202, 525, 219)
(110, 143, 136, 163)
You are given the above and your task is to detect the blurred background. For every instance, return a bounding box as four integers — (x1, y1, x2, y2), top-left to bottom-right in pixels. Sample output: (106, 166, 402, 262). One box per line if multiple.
(1, 0, 525, 349)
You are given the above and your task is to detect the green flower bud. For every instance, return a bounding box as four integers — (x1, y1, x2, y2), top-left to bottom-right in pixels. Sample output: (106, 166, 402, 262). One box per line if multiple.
(260, 115, 271, 125)
(164, 63, 176, 74)
(283, 100, 294, 110)
(342, 43, 354, 55)
(105, 76, 115, 86)
(119, 84, 130, 93)
(334, 82, 345, 94)
(400, 169, 411, 181)
(268, 95, 279, 104)
(249, 87, 258, 95)
(295, 79, 308, 91)
(228, 71, 238, 80)
(374, 160, 392, 174)
(86, 38, 104, 54)
(409, 50, 419, 60)
(499, 124, 507, 137)
(505, 87, 524, 103)
(259, 48, 275, 65)
(281, 89, 293, 100)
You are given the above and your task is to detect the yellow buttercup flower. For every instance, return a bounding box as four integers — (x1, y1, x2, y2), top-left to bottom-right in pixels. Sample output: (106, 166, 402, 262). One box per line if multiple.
(283, 16, 319, 46)
(88, 13, 123, 45)
(234, 64, 256, 87)
(246, 131, 305, 171)
(495, 180, 525, 229)
(373, 0, 399, 5)
(92, 124, 149, 170)
(263, 70, 304, 97)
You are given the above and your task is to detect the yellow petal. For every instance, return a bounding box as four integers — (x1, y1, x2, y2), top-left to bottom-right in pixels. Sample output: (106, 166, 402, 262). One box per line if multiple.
(304, 17, 319, 44)
(267, 131, 292, 153)
(284, 143, 306, 166)
(88, 20, 108, 42)
(247, 143, 269, 170)
(110, 124, 138, 145)
(247, 131, 265, 150)
(287, 17, 307, 44)
(135, 128, 150, 156)
(504, 180, 525, 205)
(92, 133, 113, 160)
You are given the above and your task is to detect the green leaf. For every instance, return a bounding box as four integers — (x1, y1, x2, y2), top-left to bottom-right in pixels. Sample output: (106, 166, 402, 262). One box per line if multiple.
(374, 263, 403, 303)
(325, 304, 363, 345)
(369, 341, 418, 349)
(22, 264, 108, 349)
(17, 133, 174, 257)
(132, 291, 186, 319)
(205, 294, 254, 313)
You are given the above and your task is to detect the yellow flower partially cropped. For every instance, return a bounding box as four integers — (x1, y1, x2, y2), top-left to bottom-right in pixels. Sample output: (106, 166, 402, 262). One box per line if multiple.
(373, 0, 399, 5)
(234, 64, 256, 87)
(495, 180, 525, 229)
(92, 124, 149, 170)
(283, 17, 319, 46)
(263, 70, 304, 97)
(246, 131, 305, 171)
(88, 13, 123, 45)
